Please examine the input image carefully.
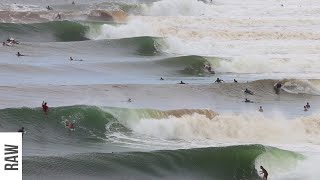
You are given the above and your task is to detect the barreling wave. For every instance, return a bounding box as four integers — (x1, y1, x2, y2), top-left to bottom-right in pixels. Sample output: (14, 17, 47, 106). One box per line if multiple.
(23, 145, 303, 180)
(0, 21, 90, 42)
(154, 55, 215, 76)
(2, 105, 320, 145)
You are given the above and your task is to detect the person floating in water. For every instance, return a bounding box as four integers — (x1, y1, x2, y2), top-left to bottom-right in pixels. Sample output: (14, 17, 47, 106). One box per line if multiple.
(46, 6, 53, 10)
(259, 106, 263, 112)
(306, 102, 310, 109)
(18, 127, 25, 137)
(244, 88, 254, 95)
(260, 166, 268, 180)
(244, 98, 253, 103)
(304, 106, 308, 112)
(234, 79, 238, 83)
(16, 52, 25, 57)
(72, 1, 75, 4)
(214, 78, 224, 83)
(160, 77, 164, 80)
(42, 101, 48, 114)
(69, 57, 73, 61)
(178, 81, 186, 84)
(128, 98, 132, 102)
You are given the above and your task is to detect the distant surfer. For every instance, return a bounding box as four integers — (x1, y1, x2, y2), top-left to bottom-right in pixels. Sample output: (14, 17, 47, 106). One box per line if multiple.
(304, 106, 308, 112)
(244, 88, 254, 95)
(42, 101, 48, 114)
(16, 52, 25, 57)
(178, 81, 186, 84)
(69, 57, 83, 61)
(128, 98, 132, 102)
(234, 79, 238, 83)
(274, 82, 282, 94)
(259, 106, 263, 112)
(214, 78, 224, 83)
(259, 166, 268, 180)
(306, 102, 310, 109)
(72, 1, 75, 4)
(160, 77, 164, 80)
(7, 38, 19, 44)
(244, 98, 253, 103)
(18, 127, 25, 137)
(46, 6, 53, 10)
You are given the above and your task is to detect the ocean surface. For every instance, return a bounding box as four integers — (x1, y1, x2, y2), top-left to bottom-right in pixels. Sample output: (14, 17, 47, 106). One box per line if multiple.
(0, 0, 320, 179)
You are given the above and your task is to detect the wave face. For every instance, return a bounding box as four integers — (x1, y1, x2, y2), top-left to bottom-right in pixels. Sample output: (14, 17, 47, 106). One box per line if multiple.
(23, 145, 303, 180)
(2, 105, 320, 148)
(0, 21, 90, 42)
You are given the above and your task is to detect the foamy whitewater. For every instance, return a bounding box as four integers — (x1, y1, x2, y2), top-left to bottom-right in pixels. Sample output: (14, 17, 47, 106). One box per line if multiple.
(0, 0, 320, 179)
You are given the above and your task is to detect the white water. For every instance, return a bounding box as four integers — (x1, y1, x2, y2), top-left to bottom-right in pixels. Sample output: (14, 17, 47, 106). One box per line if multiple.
(120, 112, 320, 145)
(87, 0, 320, 76)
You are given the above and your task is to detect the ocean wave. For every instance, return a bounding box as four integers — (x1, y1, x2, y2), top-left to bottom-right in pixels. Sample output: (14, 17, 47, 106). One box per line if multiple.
(0, 21, 90, 42)
(2, 105, 320, 145)
(23, 145, 303, 180)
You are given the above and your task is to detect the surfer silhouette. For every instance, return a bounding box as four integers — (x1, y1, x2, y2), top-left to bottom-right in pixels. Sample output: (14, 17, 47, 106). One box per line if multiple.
(259, 166, 268, 180)
(306, 102, 310, 109)
(42, 101, 48, 114)
(259, 106, 263, 112)
(214, 78, 224, 83)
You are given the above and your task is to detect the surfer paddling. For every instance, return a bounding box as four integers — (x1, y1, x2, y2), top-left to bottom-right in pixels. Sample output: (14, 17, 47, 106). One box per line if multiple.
(259, 166, 268, 180)
(16, 52, 26, 57)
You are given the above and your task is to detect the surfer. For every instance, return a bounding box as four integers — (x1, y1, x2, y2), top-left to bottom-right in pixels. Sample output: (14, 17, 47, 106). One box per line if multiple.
(259, 106, 263, 112)
(260, 166, 268, 180)
(274, 82, 282, 94)
(304, 106, 308, 112)
(244, 88, 254, 95)
(306, 102, 310, 109)
(178, 81, 186, 84)
(46, 6, 53, 10)
(16, 52, 25, 57)
(244, 98, 253, 103)
(128, 98, 132, 102)
(72, 1, 75, 4)
(69, 57, 73, 61)
(214, 78, 224, 83)
(160, 77, 164, 80)
(42, 101, 48, 114)
(234, 79, 238, 83)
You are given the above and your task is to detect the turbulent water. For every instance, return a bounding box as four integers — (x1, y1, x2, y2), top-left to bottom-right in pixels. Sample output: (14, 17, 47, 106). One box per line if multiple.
(0, 0, 320, 179)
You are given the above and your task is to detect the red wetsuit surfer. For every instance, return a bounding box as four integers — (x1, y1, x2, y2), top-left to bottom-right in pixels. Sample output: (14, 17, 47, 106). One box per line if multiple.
(42, 101, 48, 114)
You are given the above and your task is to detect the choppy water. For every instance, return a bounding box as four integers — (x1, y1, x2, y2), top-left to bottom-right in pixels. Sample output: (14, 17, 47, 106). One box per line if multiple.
(0, 0, 320, 179)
